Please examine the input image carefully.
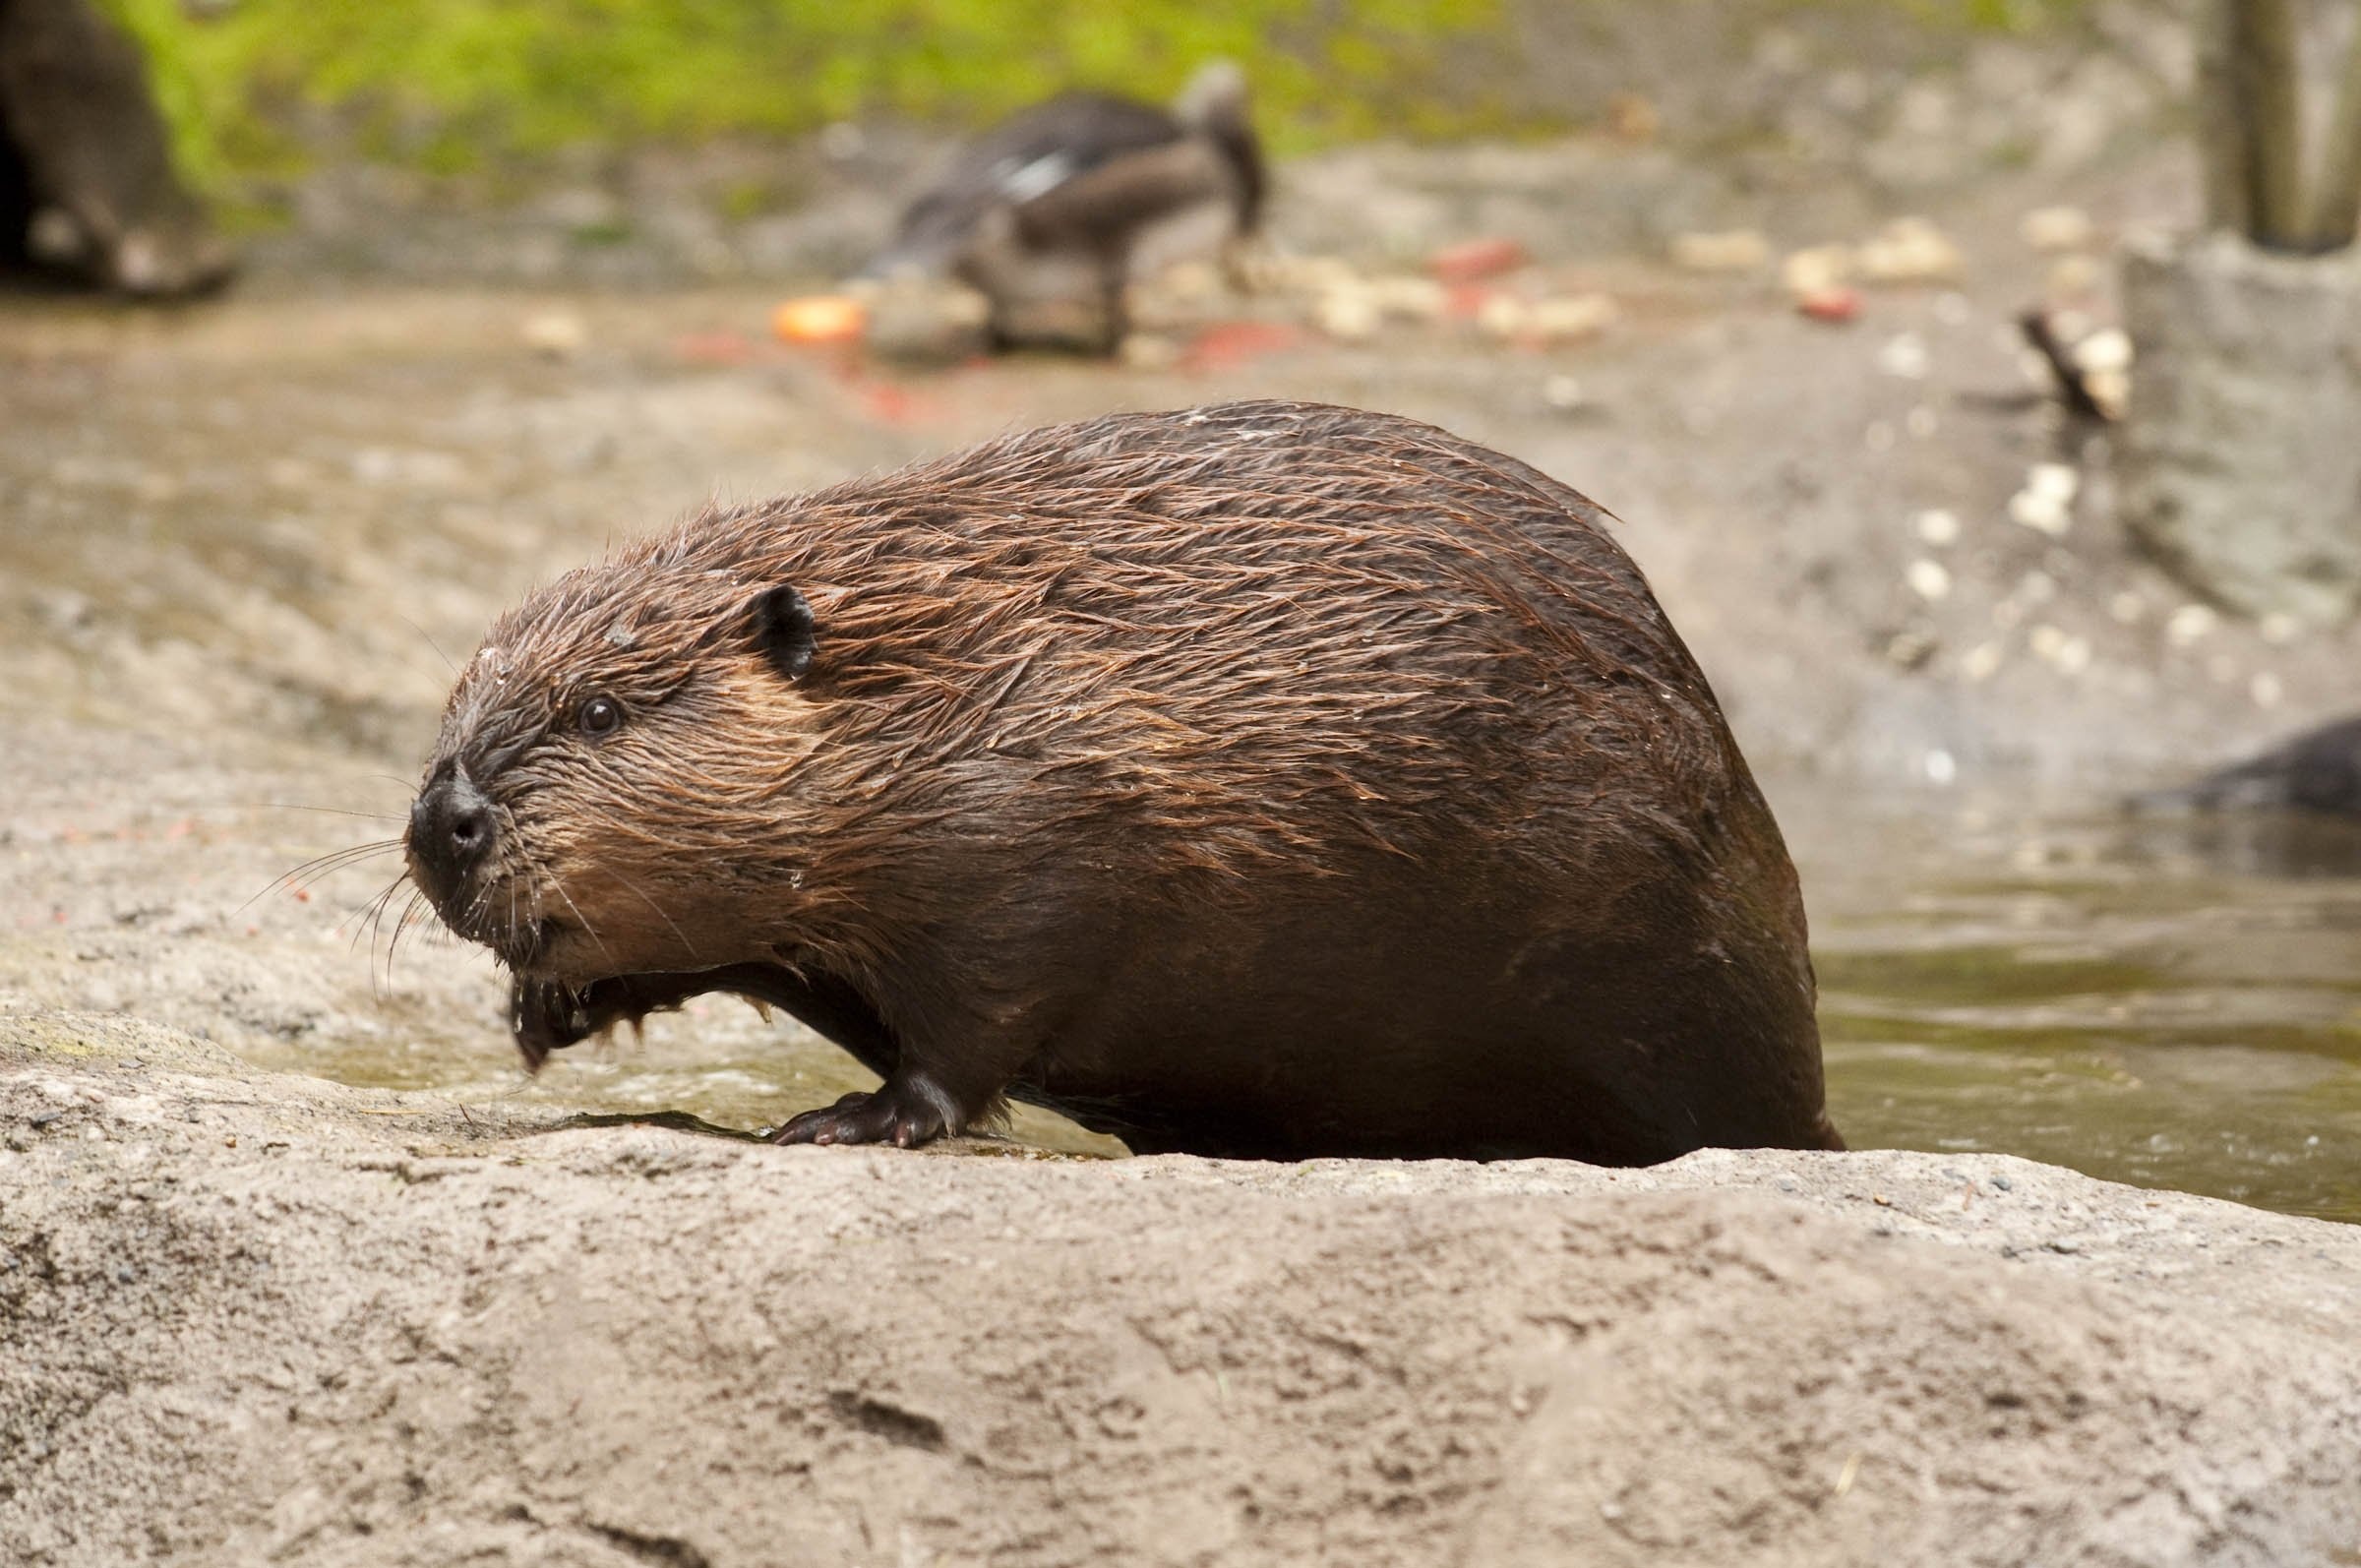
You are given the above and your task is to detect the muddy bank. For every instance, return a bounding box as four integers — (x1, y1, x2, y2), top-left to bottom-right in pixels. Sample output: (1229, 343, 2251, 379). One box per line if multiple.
(4, 1017, 2358, 1567)
(5, 271, 2356, 789)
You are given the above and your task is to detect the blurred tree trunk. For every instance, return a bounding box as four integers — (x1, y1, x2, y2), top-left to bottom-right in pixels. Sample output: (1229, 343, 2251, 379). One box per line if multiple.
(2231, 0, 2308, 250)
(2313, 6, 2361, 249)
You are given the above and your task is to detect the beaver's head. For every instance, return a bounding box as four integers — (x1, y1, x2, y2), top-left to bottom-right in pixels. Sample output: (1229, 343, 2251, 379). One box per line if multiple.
(407, 558, 825, 1030)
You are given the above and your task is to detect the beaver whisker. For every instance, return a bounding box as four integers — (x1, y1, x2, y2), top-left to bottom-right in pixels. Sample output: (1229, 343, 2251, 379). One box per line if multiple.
(244, 837, 405, 914)
(382, 887, 420, 987)
(357, 869, 410, 949)
(262, 803, 410, 823)
(382, 889, 428, 991)
(337, 869, 413, 957)
(396, 611, 460, 678)
(350, 873, 414, 1002)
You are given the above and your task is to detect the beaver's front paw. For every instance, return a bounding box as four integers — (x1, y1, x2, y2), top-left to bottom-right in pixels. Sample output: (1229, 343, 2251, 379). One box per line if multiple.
(771, 1079, 953, 1148)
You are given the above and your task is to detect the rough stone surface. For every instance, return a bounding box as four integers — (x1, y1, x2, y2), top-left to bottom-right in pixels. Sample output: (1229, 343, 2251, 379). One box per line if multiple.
(4, 1018, 2358, 1568)
(2117, 232, 2361, 627)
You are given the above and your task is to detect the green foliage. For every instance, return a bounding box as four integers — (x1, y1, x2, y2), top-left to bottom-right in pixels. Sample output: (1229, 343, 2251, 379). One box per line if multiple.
(93, 0, 1516, 190)
(95, 0, 240, 187)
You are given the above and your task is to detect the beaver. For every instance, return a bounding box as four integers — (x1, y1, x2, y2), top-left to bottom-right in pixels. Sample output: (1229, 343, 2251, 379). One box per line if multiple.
(865, 62, 1263, 351)
(2130, 714, 2361, 820)
(406, 399, 1840, 1163)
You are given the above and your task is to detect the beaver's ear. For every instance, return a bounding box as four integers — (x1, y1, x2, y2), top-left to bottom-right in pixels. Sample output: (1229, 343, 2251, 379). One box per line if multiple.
(748, 584, 817, 682)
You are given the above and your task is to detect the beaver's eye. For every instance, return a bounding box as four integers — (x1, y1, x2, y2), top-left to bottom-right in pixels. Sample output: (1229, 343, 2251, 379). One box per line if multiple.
(577, 695, 624, 738)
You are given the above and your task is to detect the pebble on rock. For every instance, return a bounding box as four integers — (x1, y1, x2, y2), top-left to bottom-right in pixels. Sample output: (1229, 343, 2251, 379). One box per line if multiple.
(1671, 229, 1771, 272)
(2008, 463, 2080, 536)
(1118, 333, 1182, 371)
(518, 310, 588, 358)
(2259, 613, 2303, 645)
(2165, 603, 2218, 648)
(2073, 329, 2132, 373)
(1314, 288, 1383, 341)
(1876, 332, 1930, 379)
(1856, 217, 1962, 283)
(1541, 373, 1588, 411)
(1782, 244, 1853, 297)
(2028, 625, 2092, 674)
(1522, 294, 1617, 344)
(1366, 275, 1451, 323)
(1914, 509, 1961, 546)
(2020, 207, 2097, 253)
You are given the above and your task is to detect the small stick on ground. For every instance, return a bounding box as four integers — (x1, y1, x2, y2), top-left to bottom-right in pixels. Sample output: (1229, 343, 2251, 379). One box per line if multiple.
(2018, 310, 2114, 424)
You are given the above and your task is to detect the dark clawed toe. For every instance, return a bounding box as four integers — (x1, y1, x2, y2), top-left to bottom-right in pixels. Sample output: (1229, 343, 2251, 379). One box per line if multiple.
(770, 1084, 950, 1148)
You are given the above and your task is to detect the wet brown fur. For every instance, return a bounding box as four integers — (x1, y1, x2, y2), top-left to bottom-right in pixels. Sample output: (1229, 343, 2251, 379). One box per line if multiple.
(411, 399, 1839, 1162)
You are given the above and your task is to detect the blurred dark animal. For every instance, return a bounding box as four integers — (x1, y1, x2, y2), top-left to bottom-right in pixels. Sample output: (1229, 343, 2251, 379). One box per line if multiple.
(404, 400, 1838, 1164)
(867, 62, 1263, 351)
(2131, 714, 2361, 819)
(0, 0, 232, 295)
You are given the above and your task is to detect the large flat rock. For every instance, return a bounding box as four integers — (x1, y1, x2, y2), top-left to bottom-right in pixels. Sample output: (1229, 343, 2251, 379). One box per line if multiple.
(3, 1013, 2357, 1567)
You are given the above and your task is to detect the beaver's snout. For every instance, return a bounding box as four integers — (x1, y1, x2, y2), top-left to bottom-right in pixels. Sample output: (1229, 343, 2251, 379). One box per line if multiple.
(407, 765, 497, 913)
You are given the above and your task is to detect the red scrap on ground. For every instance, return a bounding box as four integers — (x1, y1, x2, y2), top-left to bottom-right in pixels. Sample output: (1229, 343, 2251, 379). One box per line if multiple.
(1797, 287, 1862, 323)
(1182, 320, 1303, 372)
(672, 331, 763, 366)
(1429, 237, 1528, 285)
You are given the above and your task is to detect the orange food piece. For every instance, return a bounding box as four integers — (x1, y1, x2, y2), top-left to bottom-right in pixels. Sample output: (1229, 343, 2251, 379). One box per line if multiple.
(771, 295, 868, 345)
(1796, 287, 1861, 323)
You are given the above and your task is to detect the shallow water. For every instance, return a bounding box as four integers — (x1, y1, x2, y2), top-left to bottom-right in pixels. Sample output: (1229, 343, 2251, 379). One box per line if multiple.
(236, 787, 2361, 1219)
(1788, 789, 2361, 1224)
(232, 938, 1136, 1159)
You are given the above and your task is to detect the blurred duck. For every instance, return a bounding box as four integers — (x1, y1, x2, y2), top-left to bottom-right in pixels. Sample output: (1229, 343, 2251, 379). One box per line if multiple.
(2132, 714, 2361, 820)
(867, 62, 1264, 351)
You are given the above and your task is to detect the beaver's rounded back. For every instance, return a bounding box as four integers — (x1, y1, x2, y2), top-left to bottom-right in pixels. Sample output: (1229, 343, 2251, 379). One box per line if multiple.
(408, 399, 1837, 1162)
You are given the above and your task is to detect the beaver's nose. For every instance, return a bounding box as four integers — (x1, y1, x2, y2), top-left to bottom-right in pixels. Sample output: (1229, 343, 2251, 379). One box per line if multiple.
(408, 767, 497, 900)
